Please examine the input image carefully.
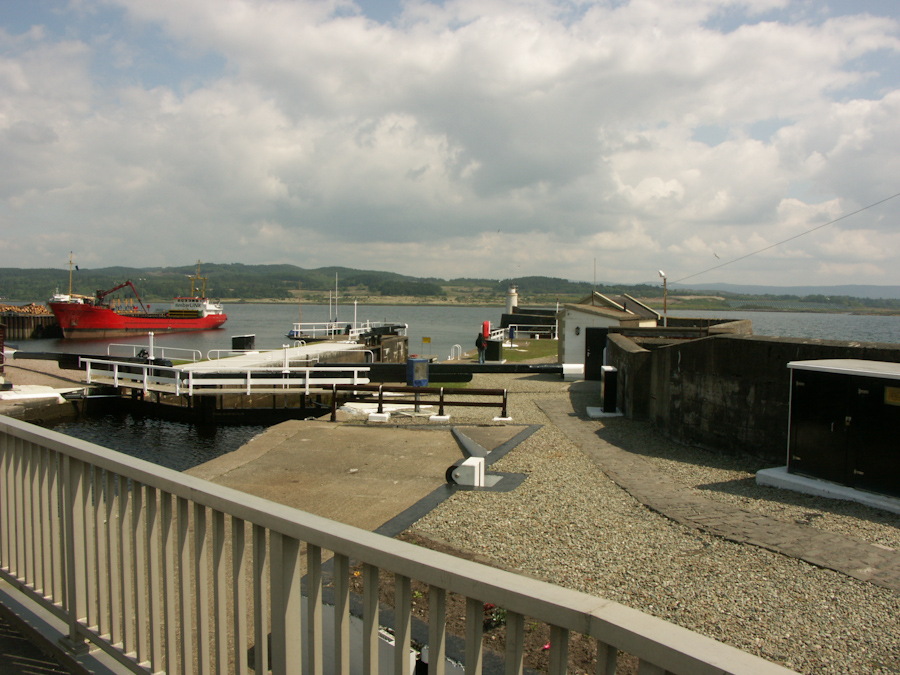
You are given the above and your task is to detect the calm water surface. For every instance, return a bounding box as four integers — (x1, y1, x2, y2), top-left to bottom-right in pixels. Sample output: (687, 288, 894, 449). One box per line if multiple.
(20, 303, 900, 469)
(45, 414, 268, 472)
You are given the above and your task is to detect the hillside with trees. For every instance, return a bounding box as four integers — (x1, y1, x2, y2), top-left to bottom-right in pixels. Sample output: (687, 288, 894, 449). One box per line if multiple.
(1, 263, 899, 314)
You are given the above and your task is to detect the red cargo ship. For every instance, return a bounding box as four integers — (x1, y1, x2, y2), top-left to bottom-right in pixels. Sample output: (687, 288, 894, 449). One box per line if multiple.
(49, 263, 227, 338)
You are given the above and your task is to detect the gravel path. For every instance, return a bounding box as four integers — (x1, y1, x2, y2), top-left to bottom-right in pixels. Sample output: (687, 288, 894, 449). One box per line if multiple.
(406, 371, 900, 675)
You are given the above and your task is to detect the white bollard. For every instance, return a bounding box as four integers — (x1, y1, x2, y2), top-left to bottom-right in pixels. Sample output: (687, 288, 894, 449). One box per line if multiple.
(451, 456, 485, 487)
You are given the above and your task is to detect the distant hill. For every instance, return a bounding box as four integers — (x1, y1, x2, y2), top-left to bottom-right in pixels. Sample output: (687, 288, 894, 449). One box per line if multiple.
(676, 282, 900, 300)
(1, 263, 899, 312)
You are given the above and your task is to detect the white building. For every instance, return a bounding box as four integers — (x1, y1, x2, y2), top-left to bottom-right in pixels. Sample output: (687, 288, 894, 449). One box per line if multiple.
(558, 293, 658, 365)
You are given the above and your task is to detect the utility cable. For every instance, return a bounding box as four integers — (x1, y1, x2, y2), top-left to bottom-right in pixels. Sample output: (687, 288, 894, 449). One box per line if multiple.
(671, 191, 900, 285)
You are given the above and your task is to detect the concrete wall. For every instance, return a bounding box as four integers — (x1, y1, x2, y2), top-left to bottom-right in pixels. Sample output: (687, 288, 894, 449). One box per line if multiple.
(606, 333, 652, 419)
(642, 334, 900, 462)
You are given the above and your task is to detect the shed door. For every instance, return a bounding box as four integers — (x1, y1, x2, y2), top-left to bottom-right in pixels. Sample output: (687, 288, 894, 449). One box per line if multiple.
(584, 327, 608, 381)
(848, 378, 900, 497)
(788, 369, 849, 484)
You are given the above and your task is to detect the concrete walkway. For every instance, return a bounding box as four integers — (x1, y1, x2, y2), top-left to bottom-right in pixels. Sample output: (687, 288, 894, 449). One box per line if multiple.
(186, 419, 533, 533)
(536, 398, 900, 593)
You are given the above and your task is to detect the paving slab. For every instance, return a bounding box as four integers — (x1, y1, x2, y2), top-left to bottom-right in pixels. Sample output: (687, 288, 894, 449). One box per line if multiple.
(186, 420, 530, 532)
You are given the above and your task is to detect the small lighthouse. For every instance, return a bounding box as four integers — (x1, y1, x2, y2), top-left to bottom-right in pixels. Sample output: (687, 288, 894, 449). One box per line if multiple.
(506, 284, 518, 315)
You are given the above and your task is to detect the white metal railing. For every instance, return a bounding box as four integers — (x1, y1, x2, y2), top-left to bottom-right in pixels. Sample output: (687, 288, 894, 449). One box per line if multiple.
(448, 344, 463, 360)
(204, 349, 322, 365)
(107, 343, 203, 362)
(0, 416, 798, 675)
(287, 320, 408, 343)
(503, 324, 558, 340)
(80, 358, 370, 396)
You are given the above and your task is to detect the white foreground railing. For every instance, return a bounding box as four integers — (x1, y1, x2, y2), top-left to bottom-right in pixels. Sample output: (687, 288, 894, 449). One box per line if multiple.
(80, 358, 370, 396)
(0, 416, 798, 675)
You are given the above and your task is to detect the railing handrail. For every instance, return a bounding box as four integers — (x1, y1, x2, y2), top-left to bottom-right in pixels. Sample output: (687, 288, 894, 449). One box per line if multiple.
(330, 383, 509, 420)
(106, 343, 203, 362)
(288, 320, 408, 342)
(0, 415, 798, 675)
(80, 357, 371, 395)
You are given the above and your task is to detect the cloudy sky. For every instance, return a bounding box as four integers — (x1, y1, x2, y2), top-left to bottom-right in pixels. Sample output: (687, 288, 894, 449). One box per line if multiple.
(2, 0, 900, 288)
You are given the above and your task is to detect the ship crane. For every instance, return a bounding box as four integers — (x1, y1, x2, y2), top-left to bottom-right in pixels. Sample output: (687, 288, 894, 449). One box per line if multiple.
(94, 280, 149, 313)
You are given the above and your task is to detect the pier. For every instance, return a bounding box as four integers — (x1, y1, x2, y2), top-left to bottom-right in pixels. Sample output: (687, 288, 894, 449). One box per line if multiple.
(0, 312, 58, 339)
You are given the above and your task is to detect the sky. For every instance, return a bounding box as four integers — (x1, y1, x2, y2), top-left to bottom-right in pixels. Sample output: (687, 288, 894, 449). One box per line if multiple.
(2, 0, 900, 289)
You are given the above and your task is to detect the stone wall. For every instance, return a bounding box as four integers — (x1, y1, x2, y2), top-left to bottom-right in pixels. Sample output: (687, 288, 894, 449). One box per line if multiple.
(608, 333, 900, 463)
(606, 333, 652, 419)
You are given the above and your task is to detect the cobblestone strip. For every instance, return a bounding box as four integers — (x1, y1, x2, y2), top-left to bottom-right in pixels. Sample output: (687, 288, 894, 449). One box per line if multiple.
(536, 399, 900, 593)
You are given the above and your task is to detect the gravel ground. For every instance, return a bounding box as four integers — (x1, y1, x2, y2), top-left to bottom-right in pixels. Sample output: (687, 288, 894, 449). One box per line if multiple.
(404, 370, 900, 675)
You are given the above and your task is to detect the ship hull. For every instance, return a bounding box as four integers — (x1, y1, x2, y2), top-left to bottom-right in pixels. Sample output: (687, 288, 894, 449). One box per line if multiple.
(49, 302, 227, 338)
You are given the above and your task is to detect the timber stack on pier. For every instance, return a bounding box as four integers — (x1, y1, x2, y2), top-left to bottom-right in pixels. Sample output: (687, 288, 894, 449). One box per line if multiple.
(0, 304, 59, 339)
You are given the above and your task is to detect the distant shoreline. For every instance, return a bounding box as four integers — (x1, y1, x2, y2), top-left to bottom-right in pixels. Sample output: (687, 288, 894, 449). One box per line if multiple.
(6, 296, 900, 316)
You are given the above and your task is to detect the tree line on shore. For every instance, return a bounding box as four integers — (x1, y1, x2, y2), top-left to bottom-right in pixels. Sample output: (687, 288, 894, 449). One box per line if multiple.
(1, 263, 898, 313)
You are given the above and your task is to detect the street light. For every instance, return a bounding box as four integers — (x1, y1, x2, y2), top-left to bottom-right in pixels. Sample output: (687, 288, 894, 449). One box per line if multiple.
(658, 270, 667, 327)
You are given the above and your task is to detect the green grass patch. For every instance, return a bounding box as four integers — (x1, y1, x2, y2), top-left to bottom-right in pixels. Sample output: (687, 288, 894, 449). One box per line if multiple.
(501, 339, 558, 362)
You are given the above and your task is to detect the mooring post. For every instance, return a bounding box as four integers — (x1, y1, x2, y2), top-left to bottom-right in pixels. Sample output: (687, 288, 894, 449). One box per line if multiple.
(377, 385, 384, 414)
(439, 388, 445, 417)
(330, 384, 337, 421)
(501, 389, 508, 418)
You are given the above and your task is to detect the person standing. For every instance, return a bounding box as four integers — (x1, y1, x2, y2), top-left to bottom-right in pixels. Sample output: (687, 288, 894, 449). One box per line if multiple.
(475, 332, 487, 364)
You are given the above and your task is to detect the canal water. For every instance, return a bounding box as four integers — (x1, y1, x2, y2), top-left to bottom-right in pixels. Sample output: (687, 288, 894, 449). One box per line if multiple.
(15, 303, 900, 471)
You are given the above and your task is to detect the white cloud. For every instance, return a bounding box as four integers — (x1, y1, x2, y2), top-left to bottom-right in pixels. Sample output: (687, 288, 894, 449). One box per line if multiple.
(0, 0, 899, 287)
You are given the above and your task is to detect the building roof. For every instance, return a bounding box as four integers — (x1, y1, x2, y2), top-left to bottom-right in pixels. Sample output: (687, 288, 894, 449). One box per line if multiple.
(569, 291, 660, 321)
(562, 303, 637, 322)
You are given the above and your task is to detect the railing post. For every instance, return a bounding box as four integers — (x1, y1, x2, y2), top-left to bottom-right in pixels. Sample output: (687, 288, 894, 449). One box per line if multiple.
(395, 574, 412, 675)
(0, 433, 10, 579)
(548, 625, 568, 675)
(465, 597, 483, 675)
(428, 586, 446, 675)
(177, 497, 193, 673)
(132, 481, 148, 663)
(213, 510, 228, 675)
(161, 491, 178, 675)
(252, 525, 268, 675)
(146, 486, 163, 672)
(505, 611, 525, 675)
(307, 544, 323, 675)
(333, 554, 350, 675)
(194, 503, 211, 675)
(363, 564, 379, 675)
(596, 641, 618, 675)
(61, 455, 88, 654)
(271, 532, 302, 675)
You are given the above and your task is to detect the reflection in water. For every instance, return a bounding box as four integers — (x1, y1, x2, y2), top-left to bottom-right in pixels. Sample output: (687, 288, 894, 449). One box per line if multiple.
(45, 412, 267, 473)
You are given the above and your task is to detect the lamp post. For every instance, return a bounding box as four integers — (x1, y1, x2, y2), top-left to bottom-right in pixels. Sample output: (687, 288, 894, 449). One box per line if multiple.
(658, 270, 667, 327)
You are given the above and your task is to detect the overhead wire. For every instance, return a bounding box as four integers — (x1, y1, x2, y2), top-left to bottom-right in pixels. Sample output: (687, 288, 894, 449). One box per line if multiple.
(671, 191, 900, 285)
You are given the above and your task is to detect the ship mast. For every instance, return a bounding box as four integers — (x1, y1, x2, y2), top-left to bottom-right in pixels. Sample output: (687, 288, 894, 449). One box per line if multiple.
(67, 252, 74, 295)
(189, 260, 207, 298)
